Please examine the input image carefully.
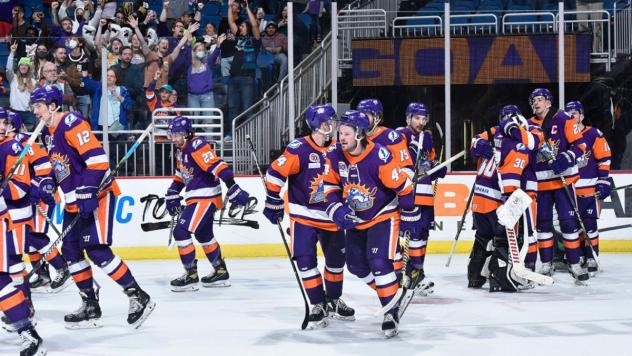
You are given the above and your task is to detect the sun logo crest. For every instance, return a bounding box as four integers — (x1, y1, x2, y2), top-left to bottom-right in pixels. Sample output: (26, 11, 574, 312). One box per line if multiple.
(308, 173, 326, 204)
(344, 183, 377, 211)
(50, 152, 70, 183)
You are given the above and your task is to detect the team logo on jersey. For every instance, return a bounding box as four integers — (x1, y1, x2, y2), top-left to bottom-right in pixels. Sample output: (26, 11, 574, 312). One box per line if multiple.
(378, 147, 390, 163)
(64, 113, 79, 127)
(288, 140, 302, 149)
(308, 173, 326, 204)
(50, 153, 71, 183)
(309, 153, 320, 163)
(388, 130, 399, 143)
(179, 165, 194, 184)
(577, 150, 591, 168)
(192, 138, 202, 149)
(345, 183, 377, 211)
(11, 143, 21, 154)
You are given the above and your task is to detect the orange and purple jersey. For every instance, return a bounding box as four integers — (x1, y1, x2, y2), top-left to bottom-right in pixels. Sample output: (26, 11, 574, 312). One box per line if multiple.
(169, 136, 231, 208)
(397, 127, 436, 206)
(576, 126, 611, 196)
(324, 141, 414, 230)
(42, 112, 120, 213)
(531, 112, 587, 191)
(472, 134, 530, 214)
(369, 126, 414, 177)
(0, 137, 32, 227)
(265, 136, 338, 231)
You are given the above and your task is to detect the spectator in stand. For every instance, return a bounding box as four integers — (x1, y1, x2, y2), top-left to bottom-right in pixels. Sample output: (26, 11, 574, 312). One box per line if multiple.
(50, 2, 82, 47)
(6, 42, 37, 131)
(83, 68, 132, 137)
(304, 0, 324, 44)
(130, 33, 146, 64)
(34, 43, 51, 80)
(203, 23, 220, 52)
(226, 0, 261, 142)
(277, 4, 309, 64)
(39, 61, 76, 111)
(187, 35, 226, 133)
(29, 6, 50, 40)
(262, 22, 288, 80)
(129, 16, 191, 90)
(52, 44, 68, 72)
(256, 7, 270, 34)
(95, 18, 124, 68)
(576, 0, 604, 52)
(146, 69, 180, 136)
(163, 0, 190, 27)
(65, 36, 95, 119)
(113, 46, 146, 129)
(219, 0, 244, 80)
(158, 2, 199, 104)
(10, 5, 29, 58)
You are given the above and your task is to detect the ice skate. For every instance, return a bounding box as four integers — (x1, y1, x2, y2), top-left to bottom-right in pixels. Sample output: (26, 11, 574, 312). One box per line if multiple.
(170, 261, 200, 292)
(201, 259, 230, 288)
(307, 303, 329, 329)
(19, 326, 46, 356)
(124, 287, 156, 329)
(48, 265, 71, 293)
(64, 291, 102, 329)
(382, 308, 399, 338)
(569, 263, 589, 286)
(29, 264, 51, 291)
(539, 261, 554, 276)
(326, 297, 355, 321)
(586, 258, 598, 276)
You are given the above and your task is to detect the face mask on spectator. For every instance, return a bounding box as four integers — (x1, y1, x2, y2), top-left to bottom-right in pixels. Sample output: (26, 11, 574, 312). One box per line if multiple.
(36, 51, 48, 59)
(195, 51, 205, 59)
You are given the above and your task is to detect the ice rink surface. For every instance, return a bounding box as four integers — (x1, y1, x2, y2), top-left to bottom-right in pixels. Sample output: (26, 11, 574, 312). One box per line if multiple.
(2, 254, 631, 356)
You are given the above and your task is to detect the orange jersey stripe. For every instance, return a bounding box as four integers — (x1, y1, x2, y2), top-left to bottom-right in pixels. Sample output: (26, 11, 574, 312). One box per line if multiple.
(110, 263, 130, 281)
(303, 276, 323, 289)
(0, 290, 26, 311)
(376, 283, 399, 298)
(323, 270, 344, 282)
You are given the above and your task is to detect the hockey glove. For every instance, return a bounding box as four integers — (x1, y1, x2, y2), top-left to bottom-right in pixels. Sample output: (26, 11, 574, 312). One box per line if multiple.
(430, 161, 447, 180)
(263, 194, 284, 224)
(32, 177, 56, 206)
(400, 208, 421, 238)
(165, 188, 183, 216)
(417, 158, 432, 176)
(328, 203, 359, 230)
(227, 184, 250, 207)
(596, 179, 611, 200)
(76, 186, 99, 218)
(471, 139, 493, 160)
(550, 151, 574, 175)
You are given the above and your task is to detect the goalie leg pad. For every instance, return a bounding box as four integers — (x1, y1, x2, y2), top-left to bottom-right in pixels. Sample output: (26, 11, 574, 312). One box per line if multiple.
(468, 233, 492, 288)
(488, 247, 523, 293)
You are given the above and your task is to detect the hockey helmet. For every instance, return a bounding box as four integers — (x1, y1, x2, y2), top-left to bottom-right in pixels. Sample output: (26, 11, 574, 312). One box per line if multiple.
(499, 105, 522, 121)
(30, 85, 62, 107)
(168, 116, 194, 137)
(529, 88, 553, 106)
(339, 110, 370, 132)
(7, 111, 23, 133)
(564, 101, 584, 114)
(356, 99, 383, 116)
(305, 104, 337, 131)
(405, 102, 428, 117)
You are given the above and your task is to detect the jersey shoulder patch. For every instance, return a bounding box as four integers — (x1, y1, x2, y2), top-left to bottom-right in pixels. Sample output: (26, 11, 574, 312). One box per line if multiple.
(377, 145, 391, 163)
(286, 138, 306, 154)
(11, 142, 21, 155)
(64, 112, 82, 127)
(387, 129, 401, 143)
(191, 137, 207, 150)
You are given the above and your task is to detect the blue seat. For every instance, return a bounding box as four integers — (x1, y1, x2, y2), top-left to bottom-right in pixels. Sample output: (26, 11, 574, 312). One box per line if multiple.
(297, 13, 312, 27)
(452, 1, 477, 12)
(203, 4, 220, 16)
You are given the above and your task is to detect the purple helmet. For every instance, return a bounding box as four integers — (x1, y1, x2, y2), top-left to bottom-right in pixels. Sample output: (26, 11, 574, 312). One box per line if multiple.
(305, 104, 336, 131)
(339, 110, 370, 131)
(499, 104, 521, 121)
(565, 101, 584, 114)
(529, 88, 553, 106)
(168, 116, 193, 135)
(30, 85, 62, 107)
(7, 111, 23, 132)
(356, 99, 383, 115)
(405, 102, 428, 117)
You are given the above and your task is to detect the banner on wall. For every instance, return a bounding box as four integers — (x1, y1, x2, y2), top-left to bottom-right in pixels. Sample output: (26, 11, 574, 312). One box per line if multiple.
(46, 173, 632, 258)
(352, 35, 591, 86)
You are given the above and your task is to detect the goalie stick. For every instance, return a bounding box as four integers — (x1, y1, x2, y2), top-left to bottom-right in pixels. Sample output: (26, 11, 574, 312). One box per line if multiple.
(246, 135, 310, 330)
(487, 127, 554, 286)
(28, 123, 155, 277)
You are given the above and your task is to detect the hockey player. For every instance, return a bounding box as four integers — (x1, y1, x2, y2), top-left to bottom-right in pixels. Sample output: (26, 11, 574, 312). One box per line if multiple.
(264, 104, 355, 329)
(565, 101, 611, 275)
(31, 85, 155, 329)
(467, 113, 533, 292)
(528, 88, 589, 281)
(356, 98, 414, 277)
(5, 110, 70, 293)
(396, 102, 446, 287)
(0, 118, 46, 355)
(324, 110, 416, 338)
(164, 116, 250, 291)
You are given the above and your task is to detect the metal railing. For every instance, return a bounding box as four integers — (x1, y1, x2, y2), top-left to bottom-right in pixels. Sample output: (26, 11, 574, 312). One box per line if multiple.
(451, 14, 499, 35)
(502, 12, 556, 34)
(148, 107, 224, 176)
(557, 10, 612, 70)
(231, 33, 333, 174)
(614, 0, 632, 58)
(392, 14, 499, 37)
(338, 9, 388, 68)
(342, 0, 400, 26)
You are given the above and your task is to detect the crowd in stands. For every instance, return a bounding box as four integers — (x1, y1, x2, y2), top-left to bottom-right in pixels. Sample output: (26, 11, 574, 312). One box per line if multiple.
(0, 0, 334, 142)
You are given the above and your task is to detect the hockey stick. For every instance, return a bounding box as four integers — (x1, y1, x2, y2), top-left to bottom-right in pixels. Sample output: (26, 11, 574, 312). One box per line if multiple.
(599, 224, 632, 233)
(143, 216, 259, 232)
(432, 122, 444, 198)
(613, 183, 632, 192)
(23, 205, 64, 280)
(0, 120, 46, 197)
(167, 208, 181, 250)
(415, 150, 465, 183)
(445, 183, 475, 267)
(29, 123, 155, 277)
(245, 135, 310, 330)
(487, 128, 554, 286)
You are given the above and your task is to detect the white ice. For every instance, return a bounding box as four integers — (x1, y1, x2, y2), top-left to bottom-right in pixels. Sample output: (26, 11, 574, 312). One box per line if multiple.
(2, 254, 631, 356)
